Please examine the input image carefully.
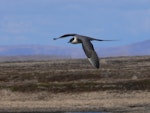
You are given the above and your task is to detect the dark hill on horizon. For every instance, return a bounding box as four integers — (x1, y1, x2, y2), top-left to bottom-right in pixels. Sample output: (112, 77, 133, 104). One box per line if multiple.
(98, 39, 150, 57)
(0, 40, 149, 59)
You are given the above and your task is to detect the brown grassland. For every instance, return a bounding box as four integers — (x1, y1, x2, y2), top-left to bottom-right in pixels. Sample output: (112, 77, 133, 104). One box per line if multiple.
(0, 56, 149, 112)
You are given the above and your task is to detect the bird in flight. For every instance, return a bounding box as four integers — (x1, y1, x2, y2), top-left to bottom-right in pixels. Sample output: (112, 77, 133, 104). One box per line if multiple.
(54, 34, 113, 68)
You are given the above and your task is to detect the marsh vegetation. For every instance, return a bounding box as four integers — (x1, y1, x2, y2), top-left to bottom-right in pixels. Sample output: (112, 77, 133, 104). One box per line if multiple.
(0, 56, 149, 92)
(0, 56, 149, 112)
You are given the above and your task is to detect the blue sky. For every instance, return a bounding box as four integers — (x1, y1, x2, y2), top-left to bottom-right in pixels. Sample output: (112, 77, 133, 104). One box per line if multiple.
(0, 0, 150, 48)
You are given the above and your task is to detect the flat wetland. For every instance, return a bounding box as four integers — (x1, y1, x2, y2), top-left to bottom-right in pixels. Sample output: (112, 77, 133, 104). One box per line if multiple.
(0, 56, 150, 112)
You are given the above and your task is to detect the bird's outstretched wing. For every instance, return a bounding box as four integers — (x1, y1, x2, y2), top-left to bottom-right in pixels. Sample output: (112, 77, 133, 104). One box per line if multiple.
(90, 38, 116, 42)
(53, 34, 76, 40)
(82, 40, 99, 68)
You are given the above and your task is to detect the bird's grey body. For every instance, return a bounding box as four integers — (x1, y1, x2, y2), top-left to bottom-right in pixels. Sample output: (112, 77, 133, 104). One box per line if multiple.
(54, 34, 112, 68)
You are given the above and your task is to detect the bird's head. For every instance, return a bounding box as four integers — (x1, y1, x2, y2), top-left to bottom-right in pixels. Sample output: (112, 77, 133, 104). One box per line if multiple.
(68, 37, 82, 44)
(68, 38, 74, 43)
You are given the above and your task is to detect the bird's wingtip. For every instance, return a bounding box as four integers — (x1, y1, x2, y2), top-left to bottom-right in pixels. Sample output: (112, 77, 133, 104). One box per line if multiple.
(53, 38, 58, 40)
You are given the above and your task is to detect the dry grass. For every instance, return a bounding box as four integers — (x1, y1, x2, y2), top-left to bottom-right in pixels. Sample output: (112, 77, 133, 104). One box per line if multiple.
(0, 90, 149, 112)
(0, 56, 150, 112)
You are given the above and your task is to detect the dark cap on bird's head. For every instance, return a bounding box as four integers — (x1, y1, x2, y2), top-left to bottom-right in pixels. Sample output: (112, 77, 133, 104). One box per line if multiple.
(68, 38, 74, 43)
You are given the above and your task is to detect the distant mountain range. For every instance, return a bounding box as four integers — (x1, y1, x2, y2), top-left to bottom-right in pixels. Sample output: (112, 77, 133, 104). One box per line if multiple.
(0, 40, 150, 59)
(0, 45, 73, 57)
(98, 39, 150, 57)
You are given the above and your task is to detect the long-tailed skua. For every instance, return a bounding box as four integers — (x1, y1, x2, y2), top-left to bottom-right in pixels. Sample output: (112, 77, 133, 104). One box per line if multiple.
(54, 34, 113, 68)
